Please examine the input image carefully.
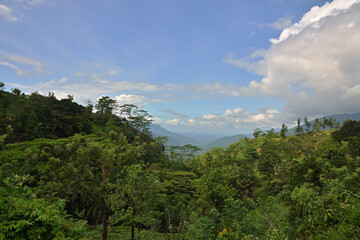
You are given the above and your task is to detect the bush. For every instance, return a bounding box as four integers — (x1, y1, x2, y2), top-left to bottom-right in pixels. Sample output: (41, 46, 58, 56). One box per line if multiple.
(0, 175, 87, 240)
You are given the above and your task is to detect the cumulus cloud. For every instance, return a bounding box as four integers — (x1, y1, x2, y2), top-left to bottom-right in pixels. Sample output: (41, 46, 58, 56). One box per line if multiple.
(0, 4, 17, 21)
(209, 107, 280, 129)
(151, 116, 164, 124)
(225, 0, 360, 120)
(271, 0, 360, 43)
(166, 118, 180, 126)
(115, 94, 147, 107)
(158, 106, 280, 132)
(202, 114, 216, 120)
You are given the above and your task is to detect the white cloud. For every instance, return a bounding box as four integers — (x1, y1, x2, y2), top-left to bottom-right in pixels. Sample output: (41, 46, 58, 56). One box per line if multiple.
(111, 81, 159, 92)
(0, 51, 45, 76)
(9, 79, 162, 100)
(15, 69, 31, 77)
(151, 116, 164, 124)
(202, 114, 216, 120)
(191, 81, 249, 97)
(12, 0, 51, 9)
(58, 77, 68, 83)
(74, 72, 85, 78)
(85, 63, 123, 78)
(225, 0, 360, 120)
(108, 69, 121, 76)
(0, 4, 17, 21)
(0, 61, 19, 69)
(188, 119, 195, 126)
(115, 94, 147, 107)
(166, 118, 180, 126)
(0, 60, 33, 77)
(271, 0, 360, 43)
(266, 16, 293, 30)
(157, 106, 280, 132)
(164, 83, 185, 91)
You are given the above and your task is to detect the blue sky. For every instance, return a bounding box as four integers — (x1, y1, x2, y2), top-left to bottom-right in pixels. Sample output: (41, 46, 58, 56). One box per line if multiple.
(1, 0, 360, 134)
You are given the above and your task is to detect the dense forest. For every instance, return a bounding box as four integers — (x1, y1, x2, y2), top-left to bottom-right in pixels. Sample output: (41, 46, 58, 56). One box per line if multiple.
(1, 84, 360, 240)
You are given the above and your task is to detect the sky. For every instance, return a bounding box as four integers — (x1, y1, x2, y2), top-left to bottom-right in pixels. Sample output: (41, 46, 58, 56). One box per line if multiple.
(1, 0, 360, 134)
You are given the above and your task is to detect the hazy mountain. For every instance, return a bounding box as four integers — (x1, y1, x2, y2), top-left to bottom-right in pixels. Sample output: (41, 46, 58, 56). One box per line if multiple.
(149, 124, 201, 146)
(150, 124, 248, 152)
(178, 132, 226, 145)
(151, 112, 360, 152)
(198, 134, 251, 154)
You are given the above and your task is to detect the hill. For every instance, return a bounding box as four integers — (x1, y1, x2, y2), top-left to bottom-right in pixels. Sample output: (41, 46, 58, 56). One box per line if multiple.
(178, 132, 225, 145)
(150, 124, 249, 152)
(2, 86, 360, 239)
(199, 133, 251, 153)
(149, 124, 201, 146)
(287, 112, 360, 135)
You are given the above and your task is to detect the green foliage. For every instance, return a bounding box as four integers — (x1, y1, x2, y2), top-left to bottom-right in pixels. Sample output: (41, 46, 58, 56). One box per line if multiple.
(295, 118, 304, 136)
(0, 175, 87, 240)
(110, 164, 161, 238)
(2, 88, 360, 240)
(184, 211, 217, 240)
(0, 89, 93, 141)
(280, 123, 287, 138)
(25, 111, 43, 140)
(290, 182, 360, 239)
(332, 119, 360, 157)
(167, 144, 201, 163)
(95, 96, 117, 115)
(253, 128, 263, 138)
(312, 118, 321, 133)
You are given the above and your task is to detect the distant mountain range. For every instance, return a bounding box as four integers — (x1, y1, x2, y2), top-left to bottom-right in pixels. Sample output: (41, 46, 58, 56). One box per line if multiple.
(149, 124, 250, 153)
(150, 112, 360, 153)
(149, 124, 200, 146)
(197, 134, 251, 154)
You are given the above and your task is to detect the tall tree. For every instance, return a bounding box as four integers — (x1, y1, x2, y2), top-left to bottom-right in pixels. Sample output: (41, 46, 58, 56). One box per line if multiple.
(253, 128, 263, 138)
(25, 111, 43, 140)
(40, 134, 138, 240)
(312, 118, 321, 132)
(304, 116, 311, 131)
(295, 118, 303, 136)
(280, 124, 287, 139)
(321, 114, 328, 129)
(110, 164, 160, 240)
(119, 104, 153, 136)
(95, 96, 117, 115)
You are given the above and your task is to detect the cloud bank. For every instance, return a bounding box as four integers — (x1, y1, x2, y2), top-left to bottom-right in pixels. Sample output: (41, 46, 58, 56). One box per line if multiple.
(225, 0, 360, 120)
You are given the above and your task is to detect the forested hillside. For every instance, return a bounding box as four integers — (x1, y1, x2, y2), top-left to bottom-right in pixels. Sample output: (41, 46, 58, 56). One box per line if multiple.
(1, 86, 360, 240)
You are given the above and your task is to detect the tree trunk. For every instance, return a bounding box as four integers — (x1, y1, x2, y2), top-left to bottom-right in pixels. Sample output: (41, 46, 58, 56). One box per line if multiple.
(100, 166, 108, 240)
(131, 225, 135, 240)
(131, 199, 136, 240)
(101, 199, 108, 240)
